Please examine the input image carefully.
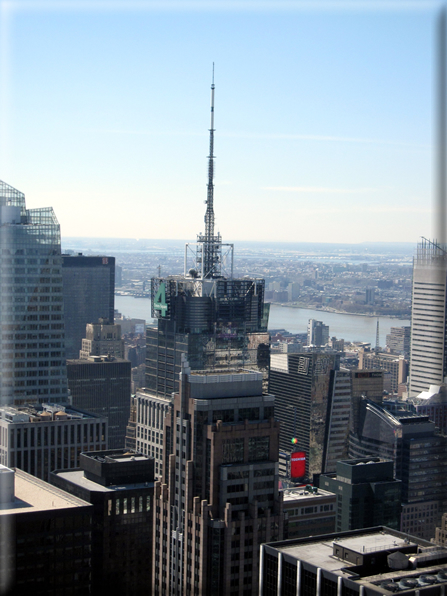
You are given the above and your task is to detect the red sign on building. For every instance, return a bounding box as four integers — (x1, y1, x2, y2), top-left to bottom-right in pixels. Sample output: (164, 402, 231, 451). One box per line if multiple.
(291, 451, 306, 478)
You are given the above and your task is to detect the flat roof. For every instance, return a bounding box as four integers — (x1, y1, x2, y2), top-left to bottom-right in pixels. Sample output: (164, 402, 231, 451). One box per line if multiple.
(274, 530, 417, 573)
(0, 469, 90, 515)
(55, 469, 155, 493)
(282, 487, 335, 503)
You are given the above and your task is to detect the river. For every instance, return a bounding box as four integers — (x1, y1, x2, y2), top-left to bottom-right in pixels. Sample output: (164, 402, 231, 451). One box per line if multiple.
(114, 295, 410, 346)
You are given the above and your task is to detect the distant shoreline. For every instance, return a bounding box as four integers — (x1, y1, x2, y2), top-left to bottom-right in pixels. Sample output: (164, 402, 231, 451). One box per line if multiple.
(272, 302, 410, 320)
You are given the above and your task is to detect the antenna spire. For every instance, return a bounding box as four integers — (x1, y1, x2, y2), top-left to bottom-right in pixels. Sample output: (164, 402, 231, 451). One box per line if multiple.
(201, 63, 220, 278)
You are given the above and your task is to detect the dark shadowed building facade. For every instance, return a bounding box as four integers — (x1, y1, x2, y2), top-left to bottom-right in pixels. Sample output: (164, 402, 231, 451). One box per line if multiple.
(62, 255, 115, 359)
(51, 450, 154, 596)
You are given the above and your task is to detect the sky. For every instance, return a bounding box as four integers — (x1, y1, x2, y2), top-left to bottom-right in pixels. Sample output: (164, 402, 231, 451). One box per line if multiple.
(0, 0, 441, 243)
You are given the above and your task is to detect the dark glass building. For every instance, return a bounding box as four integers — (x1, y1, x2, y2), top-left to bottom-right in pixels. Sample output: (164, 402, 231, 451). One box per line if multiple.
(67, 356, 131, 449)
(349, 398, 447, 541)
(62, 254, 115, 359)
(268, 352, 339, 479)
(319, 458, 402, 532)
(0, 180, 68, 405)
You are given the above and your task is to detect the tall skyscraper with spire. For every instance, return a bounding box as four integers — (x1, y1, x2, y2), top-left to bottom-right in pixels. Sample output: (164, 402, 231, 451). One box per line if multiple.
(145, 71, 270, 399)
(128, 70, 270, 478)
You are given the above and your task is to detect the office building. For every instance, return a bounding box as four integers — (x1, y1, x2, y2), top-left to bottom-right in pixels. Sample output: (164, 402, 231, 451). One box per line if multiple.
(67, 356, 130, 449)
(409, 239, 447, 397)
(260, 526, 447, 596)
(319, 458, 401, 532)
(269, 352, 339, 479)
(307, 319, 329, 347)
(282, 485, 336, 540)
(0, 180, 68, 405)
(131, 390, 171, 477)
(358, 350, 408, 394)
(79, 320, 124, 359)
(62, 254, 115, 359)
(152, 363, 282, 596)
(51, 449, 155, 596)
(386, 325, 411, 357)
(0, 465, 92, 596)
(349, 399, 447, 540)
(0, 402, 107, 481)
(323, 368, 352, 473)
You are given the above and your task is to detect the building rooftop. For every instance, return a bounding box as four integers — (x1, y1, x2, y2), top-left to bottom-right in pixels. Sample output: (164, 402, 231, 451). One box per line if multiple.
(272, 530, 418, 572)
(0, 403, 100, 423)
(0, 468, 90, 515)
(54, 469, 155, 493)
(281, 486, 335, 503)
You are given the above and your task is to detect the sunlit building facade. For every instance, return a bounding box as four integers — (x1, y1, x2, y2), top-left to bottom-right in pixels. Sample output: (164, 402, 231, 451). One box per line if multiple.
(0, 180, 68, 405)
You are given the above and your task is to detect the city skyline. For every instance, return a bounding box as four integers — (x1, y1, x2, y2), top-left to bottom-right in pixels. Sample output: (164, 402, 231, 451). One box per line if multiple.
(0, 1, 436, 243)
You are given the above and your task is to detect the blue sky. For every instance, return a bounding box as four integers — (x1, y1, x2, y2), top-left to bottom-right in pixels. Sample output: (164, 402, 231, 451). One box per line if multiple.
(0, 1, 439, 243)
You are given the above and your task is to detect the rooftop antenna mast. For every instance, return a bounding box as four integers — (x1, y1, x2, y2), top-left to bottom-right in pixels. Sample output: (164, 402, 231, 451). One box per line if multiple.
(200, 63, 221, 279)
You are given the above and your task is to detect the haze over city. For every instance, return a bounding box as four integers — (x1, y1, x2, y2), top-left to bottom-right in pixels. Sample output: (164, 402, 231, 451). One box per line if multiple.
(0, 0, 435, 243)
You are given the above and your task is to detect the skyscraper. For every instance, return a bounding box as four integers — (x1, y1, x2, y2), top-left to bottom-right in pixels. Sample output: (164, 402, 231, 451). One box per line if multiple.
(409, 239, 447, 397)
(62, 254, 115, 359)
(152, 361, 282, 596)
(0, 180, 68, 405)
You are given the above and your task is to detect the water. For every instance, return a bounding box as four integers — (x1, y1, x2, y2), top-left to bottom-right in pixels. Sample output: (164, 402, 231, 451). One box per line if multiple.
(114, 295, 410, 346)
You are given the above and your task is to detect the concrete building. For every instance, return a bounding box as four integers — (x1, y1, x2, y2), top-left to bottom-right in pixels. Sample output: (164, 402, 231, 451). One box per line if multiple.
(260, 526, 447, 596)
(62, 254, 115, 359)
(0, 465, 93, 596)
(130, 390, 171, 478)
(307, 319, 329, 347)
(409, 239, 447, 397)
(0, 403, 107, 481)
(386, 326, 411, 357)
(51, 449, 155, 596)
(358, 350, 408, 394)
(79, 320, 124, 359)
(67, 356, 131, 449)
(0, 180, 68, 405)
(319, 458, 401, 532)
(152, 363, 282, 596)
(282, 485, 336, 540)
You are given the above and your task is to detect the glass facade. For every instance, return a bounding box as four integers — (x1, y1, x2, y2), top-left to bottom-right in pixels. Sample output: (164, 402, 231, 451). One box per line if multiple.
(0, 180, 68, 405)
